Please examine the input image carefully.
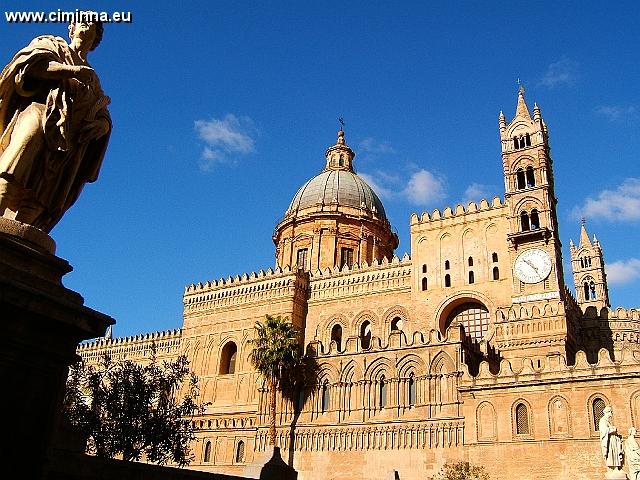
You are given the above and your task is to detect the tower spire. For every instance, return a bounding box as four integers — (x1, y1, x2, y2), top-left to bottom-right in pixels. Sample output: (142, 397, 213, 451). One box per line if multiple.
(579, 218, 592, 247)
(515, 84, 532, 120)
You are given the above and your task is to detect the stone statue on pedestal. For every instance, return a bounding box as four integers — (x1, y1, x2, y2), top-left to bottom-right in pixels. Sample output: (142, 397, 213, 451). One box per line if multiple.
(0, 17, 111, 232)
(599, 406, 626, 478)
(627, 427, 640, 480)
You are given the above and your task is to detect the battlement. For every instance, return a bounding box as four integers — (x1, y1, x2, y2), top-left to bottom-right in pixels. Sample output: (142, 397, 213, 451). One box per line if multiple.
(496, 300, 566, 322)
(308, 254, 412, 302)
(183, 267, 308, 315)
(78, 328, 182, 363)
(460, 347, 640, 390)
(309, 325, 460, 357)
(410, 197, 505, 226)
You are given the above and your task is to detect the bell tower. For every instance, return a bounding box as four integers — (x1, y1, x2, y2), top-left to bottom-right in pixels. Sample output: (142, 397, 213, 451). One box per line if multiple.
(570, 221, 610, 310)
(499, 86, 565, 300)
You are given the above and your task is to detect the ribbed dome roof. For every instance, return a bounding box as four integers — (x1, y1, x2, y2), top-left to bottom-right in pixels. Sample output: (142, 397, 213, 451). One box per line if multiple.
(286, 169, 387, 222)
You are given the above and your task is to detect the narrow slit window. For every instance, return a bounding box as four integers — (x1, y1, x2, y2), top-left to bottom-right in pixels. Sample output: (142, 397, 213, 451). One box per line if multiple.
(493, 266, 500, 280)
(468, 271, 475, 284)
(445, 274, 451, 288)
(422, 277, 428, 291)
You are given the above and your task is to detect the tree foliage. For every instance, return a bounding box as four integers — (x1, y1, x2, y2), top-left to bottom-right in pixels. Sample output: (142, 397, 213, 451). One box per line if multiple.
(63, 349, 202, 466)
(433, 462, 490, 480)
(248, 314, 302, 444)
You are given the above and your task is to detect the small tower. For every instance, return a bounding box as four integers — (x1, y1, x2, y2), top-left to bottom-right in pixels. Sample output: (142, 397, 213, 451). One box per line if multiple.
(570, 220, 610, 310)
(500, 86, 565, 299)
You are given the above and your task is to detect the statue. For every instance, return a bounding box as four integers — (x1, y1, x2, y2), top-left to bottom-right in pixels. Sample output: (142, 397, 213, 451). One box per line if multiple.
(599, 406, 625, 477)
(627, 427, 640, 480)
(0, 17, 111, 233)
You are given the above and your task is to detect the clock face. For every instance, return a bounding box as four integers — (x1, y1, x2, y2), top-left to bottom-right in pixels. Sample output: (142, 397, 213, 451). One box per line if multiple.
(514, 248, 553, 284)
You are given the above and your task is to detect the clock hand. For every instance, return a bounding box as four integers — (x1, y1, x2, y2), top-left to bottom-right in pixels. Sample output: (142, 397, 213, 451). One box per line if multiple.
(523, 259, 539, 274)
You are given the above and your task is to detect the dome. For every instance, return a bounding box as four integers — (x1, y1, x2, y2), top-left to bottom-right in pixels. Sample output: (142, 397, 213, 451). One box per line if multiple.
(286, 169, 387, 222)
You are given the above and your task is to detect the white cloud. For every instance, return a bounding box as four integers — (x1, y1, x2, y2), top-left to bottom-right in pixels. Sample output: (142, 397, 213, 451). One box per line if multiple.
(572, 178, 640, 222)
(463, 183, 497, 203)
(403, 169, 446, 205)
(606, 258, 640, 286)
(538, 58, 578, 88)
(359, 172, 395, 200)
(360, 168, 446, 206)
(194, 114, 256, 171)
(358, 137, 396, 155)
(595, 105, 637, 122)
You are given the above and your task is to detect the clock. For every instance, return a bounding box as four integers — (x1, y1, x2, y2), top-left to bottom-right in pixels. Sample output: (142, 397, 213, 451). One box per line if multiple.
(514, 248, 552, 284)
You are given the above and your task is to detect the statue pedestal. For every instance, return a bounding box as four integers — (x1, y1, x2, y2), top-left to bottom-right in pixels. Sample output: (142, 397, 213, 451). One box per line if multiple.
(244, 446, 297, 480)
(605, 468, 628, 479)
(0, 219, 114, 478)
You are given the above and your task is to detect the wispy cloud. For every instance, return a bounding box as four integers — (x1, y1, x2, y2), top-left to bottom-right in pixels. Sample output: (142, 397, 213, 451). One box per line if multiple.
(194, 114, 257, 171)
(403, 169, 446, 205)
(538, 57, 578, 88)
(358, 137, 396, 155)
(595, 105, 637, 122)
(572, 178, 640, 222)
(463, 183, 497, 204)
(361, 168, 446, 206)
(606, 258, 640, 286)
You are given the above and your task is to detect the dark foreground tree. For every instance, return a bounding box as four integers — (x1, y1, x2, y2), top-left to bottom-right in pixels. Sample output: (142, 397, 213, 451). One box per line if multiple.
(248, 314, 302, 446)
(433, 462, 490, 480)
(63, 349, 202, 466)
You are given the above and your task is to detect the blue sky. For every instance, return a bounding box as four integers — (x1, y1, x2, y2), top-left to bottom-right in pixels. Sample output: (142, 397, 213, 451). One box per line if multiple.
(2, 1, 639, 337)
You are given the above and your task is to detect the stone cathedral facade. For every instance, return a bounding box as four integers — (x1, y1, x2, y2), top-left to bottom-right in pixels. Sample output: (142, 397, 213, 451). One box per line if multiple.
(79, 89, 640, 480)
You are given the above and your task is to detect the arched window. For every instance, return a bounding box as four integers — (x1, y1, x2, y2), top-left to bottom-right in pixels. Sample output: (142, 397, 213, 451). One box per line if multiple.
(526, 166, 535, 187)
(513, 137, 519, 150)
(580, 258, 585, 268)
(592, 397, 606, 432)
(493, 266, 500, 280)
(422, 264, 427, 273)
(390, 316, 403, 332)
(468, 271, 475, 284)
(444, 274, 451, 288)
(421, 277, 428, 291)
(379, 376, 386, 409)
(203, 441, 212, 462)
(235, 440, 245, 463)
(590, 281, 597, 300)
(492, 252, 498, 263)
(468, 256, 474, 267)
(521, 211, 530, 231)
(515, 403, 530, 435)
(321, 380, 329, 413)
(444, 260, 450, 270)
(331, 324, 342, 351)
(445, 302, 489, 340)
(525, 133, 531, 147)
(360, 321, 372, 350)
(516, 169, 526, 189)
(408, 374, 416, 406)
(530, 209, 540, 229)
(219, 341, 237, 374)
(583, 282, 590, 300)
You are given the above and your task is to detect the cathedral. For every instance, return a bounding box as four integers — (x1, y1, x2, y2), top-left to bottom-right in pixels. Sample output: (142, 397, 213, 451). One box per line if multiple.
(79, 88, 640, 480)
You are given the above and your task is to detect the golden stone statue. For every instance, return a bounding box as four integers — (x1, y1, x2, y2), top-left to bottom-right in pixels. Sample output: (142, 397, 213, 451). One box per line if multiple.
(0, 18, 111, 232)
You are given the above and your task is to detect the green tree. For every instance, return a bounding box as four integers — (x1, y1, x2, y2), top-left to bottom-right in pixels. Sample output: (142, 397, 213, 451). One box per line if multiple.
(433, 462, 490, 480)
(248, 314, 302, 446)
(63, 349, 202, 466)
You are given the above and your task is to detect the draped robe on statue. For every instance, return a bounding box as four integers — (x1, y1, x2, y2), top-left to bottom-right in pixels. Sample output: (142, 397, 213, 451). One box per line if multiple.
(599, 415, 624, 468)
(0, 35, 111, 231)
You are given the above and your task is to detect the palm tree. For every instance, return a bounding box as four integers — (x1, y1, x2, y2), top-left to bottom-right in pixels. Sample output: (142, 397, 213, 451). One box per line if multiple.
(249, 315, 302, 446)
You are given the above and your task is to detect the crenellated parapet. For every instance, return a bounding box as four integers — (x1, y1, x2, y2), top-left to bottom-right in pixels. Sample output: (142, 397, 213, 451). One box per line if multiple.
(460, 347, 640, 390)
(308, 327, 453, 357)
(183, 266, 309, 316)
(578, 305, 640, 349)
(308, 253, 412, 303)
(410, 197, 506, 226)
(78, 328, 182, 364)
